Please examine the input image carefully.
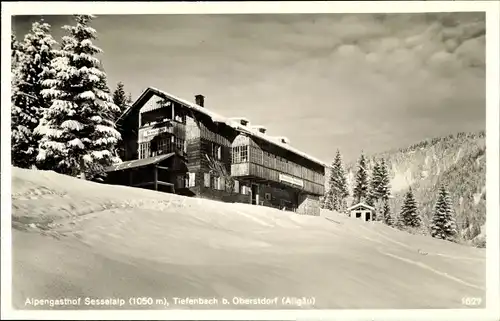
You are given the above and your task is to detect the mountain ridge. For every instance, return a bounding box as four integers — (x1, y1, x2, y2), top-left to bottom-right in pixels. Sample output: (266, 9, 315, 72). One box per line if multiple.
(335, 130, 486, 247)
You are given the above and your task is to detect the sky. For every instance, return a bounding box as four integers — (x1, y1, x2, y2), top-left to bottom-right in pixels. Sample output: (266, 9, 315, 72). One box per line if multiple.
(12, 13, 486, 164)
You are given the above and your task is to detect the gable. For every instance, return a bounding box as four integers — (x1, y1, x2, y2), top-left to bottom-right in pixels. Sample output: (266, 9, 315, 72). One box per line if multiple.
(348, 202, 374, 212)
(352, 205, 371, 211)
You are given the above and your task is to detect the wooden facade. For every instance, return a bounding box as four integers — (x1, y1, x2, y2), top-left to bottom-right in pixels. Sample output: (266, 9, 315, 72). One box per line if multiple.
(107, 87, 326, 216)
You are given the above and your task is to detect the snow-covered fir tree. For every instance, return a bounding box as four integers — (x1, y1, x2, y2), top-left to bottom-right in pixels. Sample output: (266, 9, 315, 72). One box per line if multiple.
(35, 14, 121, 179)
(324, 150, 349, 212)
(11, 20, 58, 168)
(112, 81, 127, 121)
(430, 185, 458, 241)
(369, 158, 392, 220)
(353, 152, 369, 205)
(398, 187, 421, 228)
(382, 198, 394, 226)
(368, 159, 382, 205)
(378, 158, 391, 200)
(11, 34, 22, 68)
(126, 92, 133, 106)
(11, 34, 22, 93)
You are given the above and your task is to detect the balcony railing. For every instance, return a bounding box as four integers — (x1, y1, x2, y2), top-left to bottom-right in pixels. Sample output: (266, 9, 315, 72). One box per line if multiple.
(231, 145, 324, 184)
(230, 145, 325, 195)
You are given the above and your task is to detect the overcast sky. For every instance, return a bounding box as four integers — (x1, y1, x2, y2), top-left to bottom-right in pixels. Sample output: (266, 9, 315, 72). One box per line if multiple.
(12, 13, 486, 164)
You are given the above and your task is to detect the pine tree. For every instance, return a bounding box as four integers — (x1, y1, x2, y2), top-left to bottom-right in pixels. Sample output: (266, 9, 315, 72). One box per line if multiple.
(382, 198, 394, 226)
(430, 185, 458, 241)
(112, 81, 127, 121)
(35, 14, 121, 179)
(324, 150, 349, 212)
(398, 187, 421, 228)
(11, 20, 58, 168)
(353, 152, 369, 204)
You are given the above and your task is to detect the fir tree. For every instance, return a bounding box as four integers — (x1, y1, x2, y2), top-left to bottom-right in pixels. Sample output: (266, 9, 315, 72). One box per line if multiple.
(398, 187, 421, 228)
(378, 158, 391, 200)
(324, 150, 349, 212)
(112, 81, 127, 121)
(382, 198, 394, 226)
(353, 152, 369, 204)
(430, 185, 458, 241)
(36, 14, 121, 179)
(11, 34, 22, 67)
(11, 34, 22, 96)
(368, 159, 383, 204)
(126, 92, 133, 106)
(11, 20, 58, 168)
(371, 158, 392, 220)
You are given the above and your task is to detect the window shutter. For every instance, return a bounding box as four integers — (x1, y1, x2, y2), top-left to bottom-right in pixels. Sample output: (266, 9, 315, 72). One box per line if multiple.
(217, 146, 222, 160)
(234, 180, 239, 193)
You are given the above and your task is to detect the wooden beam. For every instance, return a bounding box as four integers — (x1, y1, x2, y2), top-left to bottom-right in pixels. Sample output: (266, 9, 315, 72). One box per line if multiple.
(132, 180, 173, 188)
(157, 165, 169, 171)
(154, 164, 158, 191)
(157, 181, 174, 187)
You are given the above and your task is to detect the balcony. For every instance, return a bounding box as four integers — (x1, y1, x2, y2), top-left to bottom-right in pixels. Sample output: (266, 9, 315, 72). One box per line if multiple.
(230, 145, 324, 195)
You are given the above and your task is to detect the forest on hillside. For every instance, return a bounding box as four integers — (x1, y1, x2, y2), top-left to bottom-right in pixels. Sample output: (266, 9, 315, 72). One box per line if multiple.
(324, 131, 486, 248)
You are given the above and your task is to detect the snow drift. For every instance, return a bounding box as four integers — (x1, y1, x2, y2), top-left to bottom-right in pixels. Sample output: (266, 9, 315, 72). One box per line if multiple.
(11, 168, 485, 310)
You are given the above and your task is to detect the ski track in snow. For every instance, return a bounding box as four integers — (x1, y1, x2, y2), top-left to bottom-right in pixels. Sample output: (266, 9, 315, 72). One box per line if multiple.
(378, 251, 485, 291)
(356, 223, 485, 262)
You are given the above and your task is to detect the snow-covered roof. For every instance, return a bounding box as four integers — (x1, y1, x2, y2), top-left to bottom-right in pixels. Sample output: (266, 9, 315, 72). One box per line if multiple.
(105, 152, 175, 172)
(347, 202, 375, 211)
(119, 87, 327, 168)
(273, 136, 290, 144)
(251, 125, 268, 134)
(229, 117, 251, 125)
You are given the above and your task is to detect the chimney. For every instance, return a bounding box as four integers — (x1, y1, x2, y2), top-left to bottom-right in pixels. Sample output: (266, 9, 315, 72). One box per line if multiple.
(195, 94, 205, 107)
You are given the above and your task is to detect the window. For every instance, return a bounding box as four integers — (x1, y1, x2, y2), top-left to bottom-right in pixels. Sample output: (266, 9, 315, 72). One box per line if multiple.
(241, 146, 248, 162)
(204, 173, 210, 187)
(157, 138, 168, 155)
(263, 152, 269, 167)
(232, 146, 249, 164)
(177, 137, 185, 152)
(138, 142, 151, 159)
(265, 193, 271, 201)
(250, 147, 263, 164)
(212, 143, 222, 160)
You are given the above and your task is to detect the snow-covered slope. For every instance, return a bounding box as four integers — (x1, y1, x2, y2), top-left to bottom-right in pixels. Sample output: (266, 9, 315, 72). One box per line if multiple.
(11, 168, 485, 310)
(343, 131, 486, 246)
